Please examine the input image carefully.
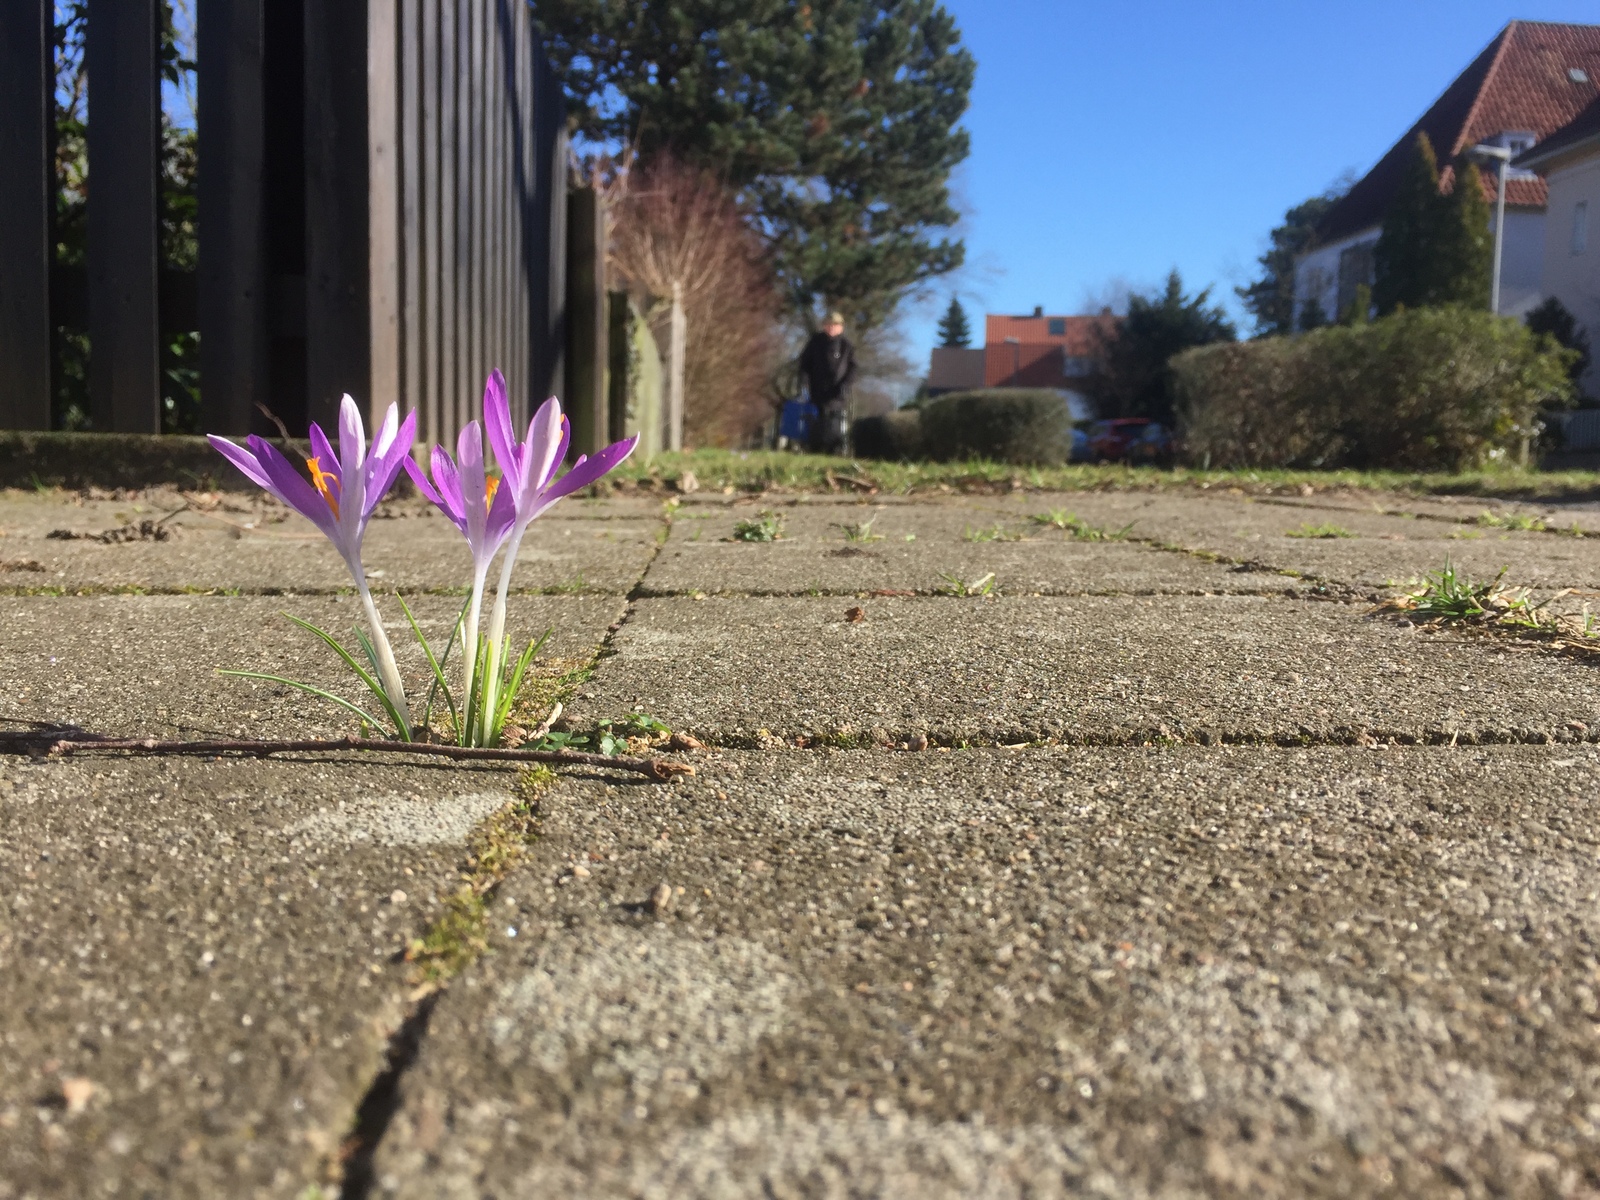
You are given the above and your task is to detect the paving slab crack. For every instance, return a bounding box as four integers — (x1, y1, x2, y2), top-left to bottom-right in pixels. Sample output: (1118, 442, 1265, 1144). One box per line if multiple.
(336, 992, 441, 1200)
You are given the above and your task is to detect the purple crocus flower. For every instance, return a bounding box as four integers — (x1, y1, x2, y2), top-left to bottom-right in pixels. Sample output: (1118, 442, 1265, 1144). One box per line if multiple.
(477, 369, 638, 742)
(208, 396, 418, 736)
(404, 415, 516, 717)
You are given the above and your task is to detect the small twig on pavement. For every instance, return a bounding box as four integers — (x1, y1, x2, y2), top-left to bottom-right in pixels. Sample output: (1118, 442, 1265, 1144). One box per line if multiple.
(530, 702, 563, 741)
(3, 727, 691, 781)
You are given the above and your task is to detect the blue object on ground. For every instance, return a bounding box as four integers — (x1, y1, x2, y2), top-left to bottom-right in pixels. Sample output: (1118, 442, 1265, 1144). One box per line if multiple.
(779, 400, 818, 442)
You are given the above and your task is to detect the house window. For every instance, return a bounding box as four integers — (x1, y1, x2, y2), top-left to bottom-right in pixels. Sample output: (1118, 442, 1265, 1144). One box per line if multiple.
(1576, 202, 1590, 256)
(1047, 318, 1066, 336)
(1336, 241, 1375, 319)
(1062, 355, 1094, 377)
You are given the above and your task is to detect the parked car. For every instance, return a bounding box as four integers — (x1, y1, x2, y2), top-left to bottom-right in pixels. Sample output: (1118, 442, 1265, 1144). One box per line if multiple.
(1069, 424, 1092, 462)
(1087, 418, 1172, 464)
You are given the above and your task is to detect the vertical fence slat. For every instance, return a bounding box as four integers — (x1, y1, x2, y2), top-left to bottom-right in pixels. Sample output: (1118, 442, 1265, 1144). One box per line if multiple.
(304, 0, 370, 429)
(87, 0, 161, 432)
(368, 0, 401, 423)
(0, 0, 53, 430)
(399, 0, 422, 428)
(421, 0, 440, 445)
(198, 0, 268, 436)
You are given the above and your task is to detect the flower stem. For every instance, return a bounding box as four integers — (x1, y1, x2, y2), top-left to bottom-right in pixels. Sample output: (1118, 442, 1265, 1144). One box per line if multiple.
(460, 563, 489, 742)
(481, 521, 528, 746)
(356, 577, 412, 740)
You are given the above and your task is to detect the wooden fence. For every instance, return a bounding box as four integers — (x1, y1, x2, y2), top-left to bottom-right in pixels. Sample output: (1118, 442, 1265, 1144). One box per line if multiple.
(0, 0, 569, 447)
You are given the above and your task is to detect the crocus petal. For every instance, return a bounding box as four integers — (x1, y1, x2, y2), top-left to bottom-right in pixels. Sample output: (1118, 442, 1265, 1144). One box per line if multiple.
(516, 398, 565, 509)
(363, 410, 418, 522)
(547, 416, 572, 488)
(486, 476, 516, 539)
(370, 401, 400, 461)
(536, 435, 639, 510)
(403, 455, 448, 512)
(207, 435, 274, 491)
(250, 436, 340, 538)
(337, 395, 367, 473)
(482, 370, 518, 493)
(430, 447, 467, 526)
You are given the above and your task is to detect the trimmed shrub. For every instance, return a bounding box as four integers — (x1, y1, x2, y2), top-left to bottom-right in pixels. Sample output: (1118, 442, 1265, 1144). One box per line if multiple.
(851, 408, 924, 460)
(916, 389, 1074, 464)
(1176, 307, 1574, 471)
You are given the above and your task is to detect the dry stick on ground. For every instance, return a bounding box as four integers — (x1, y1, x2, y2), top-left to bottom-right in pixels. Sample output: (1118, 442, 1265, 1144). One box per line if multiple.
(6, 728, 691, 781)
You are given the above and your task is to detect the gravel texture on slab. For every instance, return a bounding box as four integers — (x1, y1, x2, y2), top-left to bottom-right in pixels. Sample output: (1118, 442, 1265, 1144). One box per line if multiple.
(0, 755, 520, 1199)
(646, 502, 1293, 597)
(570, 593, 1600, 746)
(0, 491, 661, 594)
(2, 593, 625, 739)
(373, 745, 1600, 1198)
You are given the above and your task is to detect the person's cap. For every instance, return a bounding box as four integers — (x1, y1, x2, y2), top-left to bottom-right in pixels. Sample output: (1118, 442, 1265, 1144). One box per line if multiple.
(826, 311, 845, 326)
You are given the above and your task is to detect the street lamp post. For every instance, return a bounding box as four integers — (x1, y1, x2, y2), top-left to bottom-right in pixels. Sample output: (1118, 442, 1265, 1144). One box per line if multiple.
(1469, 143, 1512, 315)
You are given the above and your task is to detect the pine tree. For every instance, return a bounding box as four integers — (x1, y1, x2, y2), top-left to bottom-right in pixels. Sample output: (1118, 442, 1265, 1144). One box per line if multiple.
(1091, 271, 1237, 423)
(1238, 187, 1348, 336)
(1340, 283, 1372, 326)
(1374, 133, 1440, 314)
(1298, 296, 1330, 331)
(534, 0, 975, 333)
(1433, 158, 1493, 309)
(936, 297, 972, 347)
(1526, 296, 1592, 387)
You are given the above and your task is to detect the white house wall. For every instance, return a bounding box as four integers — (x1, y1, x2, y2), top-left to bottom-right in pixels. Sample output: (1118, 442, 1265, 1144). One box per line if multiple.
(1541, 153, 1600, 397)
(1294, 209, 1546, 322)
(1499, 209, 1546, 317)
(1293, 229, 1376, 325)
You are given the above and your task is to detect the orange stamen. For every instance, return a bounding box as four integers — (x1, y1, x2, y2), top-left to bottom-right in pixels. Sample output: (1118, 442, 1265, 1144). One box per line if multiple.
(485, 475, 501, 502)
(306, 457, 341, 518)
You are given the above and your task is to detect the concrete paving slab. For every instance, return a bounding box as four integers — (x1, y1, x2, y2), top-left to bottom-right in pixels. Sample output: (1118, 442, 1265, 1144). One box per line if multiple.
(0, 754, 523, 1199)
(374, 745, 1600, 1198)
(971, 492, 1600, 591)
(571, 594, 1600, 745)
(649, 503, 1293, 596)
(0, 493, 660, 594)
(2, 593, 624, 739)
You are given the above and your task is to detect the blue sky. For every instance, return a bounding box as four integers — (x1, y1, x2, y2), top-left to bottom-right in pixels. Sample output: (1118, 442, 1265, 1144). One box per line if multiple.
(899, 0, 1600, 368)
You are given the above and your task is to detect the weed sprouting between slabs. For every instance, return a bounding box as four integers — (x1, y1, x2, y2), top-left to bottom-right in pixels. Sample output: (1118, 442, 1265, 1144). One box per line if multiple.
(937, 571, 997, 597)
(1285, 523, 1354, 539)
(962, 524, 1023, 543)
(1476, 510, 1548, 532)
(834, 514, 884, 542)
(1028, 510, 1132, 540)
(1381, 558, 1600, 653)
(731, 511, 784, 542)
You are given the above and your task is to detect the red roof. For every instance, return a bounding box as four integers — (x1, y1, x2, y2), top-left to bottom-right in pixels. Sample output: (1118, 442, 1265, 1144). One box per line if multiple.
(1519, 92, 1600, 169)
(1316, 20, 1600, 244)
(983, 313, 1116, 357)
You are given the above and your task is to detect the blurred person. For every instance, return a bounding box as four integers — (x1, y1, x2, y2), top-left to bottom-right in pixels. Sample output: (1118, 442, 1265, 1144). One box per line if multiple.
(798, 312, 858, 454)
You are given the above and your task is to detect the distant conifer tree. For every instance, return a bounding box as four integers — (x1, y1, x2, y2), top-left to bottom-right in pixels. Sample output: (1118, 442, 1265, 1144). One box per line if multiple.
(1340, 283, 1372, 326)
(1298, 296, 1329, 331)
(1374, 133, 1441, 314)
(1433, 158, 1494, 309)
(937, 297, 972, 347)
(1374, 135, 1495, 313)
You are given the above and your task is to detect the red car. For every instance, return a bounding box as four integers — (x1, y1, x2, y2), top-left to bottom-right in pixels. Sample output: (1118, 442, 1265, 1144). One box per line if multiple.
(1087, 418, 1172, 464)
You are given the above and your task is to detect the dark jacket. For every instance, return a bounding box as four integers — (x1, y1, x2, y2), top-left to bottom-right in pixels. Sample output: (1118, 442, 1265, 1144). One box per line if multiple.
(798, 331, 858, 406)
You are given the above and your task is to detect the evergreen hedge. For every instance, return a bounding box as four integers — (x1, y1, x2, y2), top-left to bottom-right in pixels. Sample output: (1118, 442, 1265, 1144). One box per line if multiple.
(912, 389, 1074, 464)
(1175, 308, 1575, 471)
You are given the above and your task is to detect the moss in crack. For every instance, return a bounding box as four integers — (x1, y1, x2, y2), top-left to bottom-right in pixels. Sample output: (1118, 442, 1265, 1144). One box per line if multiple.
(404, 766, 555, 987)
